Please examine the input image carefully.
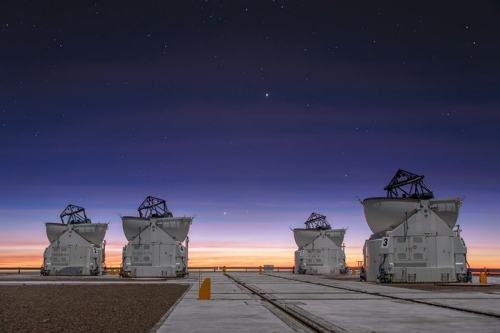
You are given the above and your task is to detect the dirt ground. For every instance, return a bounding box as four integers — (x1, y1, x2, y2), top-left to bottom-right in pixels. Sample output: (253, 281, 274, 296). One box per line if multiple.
(0, 283, 189, 333)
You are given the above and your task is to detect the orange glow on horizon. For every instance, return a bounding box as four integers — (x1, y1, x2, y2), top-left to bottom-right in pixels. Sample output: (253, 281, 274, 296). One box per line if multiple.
(2, 249, 499, 269)
(1, 239, 499, 269)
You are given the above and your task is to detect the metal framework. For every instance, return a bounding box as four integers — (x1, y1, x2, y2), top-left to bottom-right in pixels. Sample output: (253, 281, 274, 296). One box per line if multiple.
(383, 169, 434, 199)
(304, 212, 331, 230)
(59, 204, 90, 224)
(137, 196, 173, 218)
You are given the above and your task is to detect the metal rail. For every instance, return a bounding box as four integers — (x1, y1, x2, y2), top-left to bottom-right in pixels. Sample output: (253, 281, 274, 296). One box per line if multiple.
(266, 274, 500, 319)
(225, 273, 345, 333)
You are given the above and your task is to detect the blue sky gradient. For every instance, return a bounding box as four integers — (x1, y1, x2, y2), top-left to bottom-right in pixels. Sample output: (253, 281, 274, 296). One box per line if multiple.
(1, 1, 499, 267)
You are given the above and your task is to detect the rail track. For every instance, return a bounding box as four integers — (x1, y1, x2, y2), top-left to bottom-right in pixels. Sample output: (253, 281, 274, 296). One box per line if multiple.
(265, 274, 500, 319)
(225, 273, 336, 333)
(226, 273, 500, 333)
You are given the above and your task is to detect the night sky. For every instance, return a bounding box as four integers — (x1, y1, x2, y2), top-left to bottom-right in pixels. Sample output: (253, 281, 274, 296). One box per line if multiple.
(1, 1, 499, 268)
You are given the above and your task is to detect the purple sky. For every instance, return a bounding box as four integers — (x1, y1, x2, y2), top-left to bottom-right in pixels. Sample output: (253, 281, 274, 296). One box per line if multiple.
(1, 1, 499, 267)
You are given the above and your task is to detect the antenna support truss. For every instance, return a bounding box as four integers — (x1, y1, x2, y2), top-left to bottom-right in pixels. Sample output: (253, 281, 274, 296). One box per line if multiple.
(138, 196, 173, 218)
(304, 212, 331, 230)
(60, 204, 90, 224)
(383, 169, 434, 199)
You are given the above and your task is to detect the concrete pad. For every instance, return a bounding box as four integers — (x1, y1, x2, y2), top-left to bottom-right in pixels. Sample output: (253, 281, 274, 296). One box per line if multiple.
(156, 273, 303, 333)
(157, 272, 500, 333)
(295, 299, 500, 333)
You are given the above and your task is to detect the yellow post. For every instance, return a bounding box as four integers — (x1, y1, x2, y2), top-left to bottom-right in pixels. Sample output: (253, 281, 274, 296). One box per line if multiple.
(479, 267, 488, 284)
(259, 266, 262, 274)
(198, 278, 211, 300)
(352, 269, 357, 275)
(222, 266, 226, 274)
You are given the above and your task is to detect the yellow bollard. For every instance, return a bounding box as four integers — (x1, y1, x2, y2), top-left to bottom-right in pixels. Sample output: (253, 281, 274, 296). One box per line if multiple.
(352, 269, 357, 275)
(259, 266, 262, 274)
(479, 268, 488, 284)
(198, 278, 211, 300)
(222, 266, 226, 274)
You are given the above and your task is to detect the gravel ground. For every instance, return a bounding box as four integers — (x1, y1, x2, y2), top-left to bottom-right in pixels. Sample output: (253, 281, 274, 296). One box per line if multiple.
(0, 283, 189, 333)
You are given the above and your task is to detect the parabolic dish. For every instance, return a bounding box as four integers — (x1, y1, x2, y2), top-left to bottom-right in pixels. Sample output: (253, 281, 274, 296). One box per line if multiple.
(156, 216, 192, 241)
(293, 228, 346, 248)
(324, 228, 347, 247)
(45, 222, 108, 245)
(122, 216, 150, 241)
(363, 197, 461, 235)
(45, 223, 68, 243)
(73, 223, 108, 244)
(122, 216, 192, 241)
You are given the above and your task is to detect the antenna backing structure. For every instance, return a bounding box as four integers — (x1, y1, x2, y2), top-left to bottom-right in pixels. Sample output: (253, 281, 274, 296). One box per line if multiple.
(383, 169, 434, 199)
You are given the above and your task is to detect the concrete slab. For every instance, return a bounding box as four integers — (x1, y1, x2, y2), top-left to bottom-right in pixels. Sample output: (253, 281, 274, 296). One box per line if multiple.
(156, 272, 500, 333)
(156, 273, 305, 333)
(295, 299, 500, 333)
